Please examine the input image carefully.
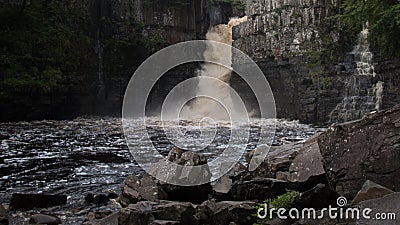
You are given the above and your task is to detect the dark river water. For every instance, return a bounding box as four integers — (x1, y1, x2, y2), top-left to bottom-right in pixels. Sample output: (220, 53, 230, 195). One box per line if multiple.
(0, 117, 323, 223)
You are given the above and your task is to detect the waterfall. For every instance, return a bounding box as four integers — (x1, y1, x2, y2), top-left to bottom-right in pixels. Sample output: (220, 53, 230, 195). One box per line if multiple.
(329, 23, 383, 123)
(353, 24, 376, 77)
(180, 16, 248, 120)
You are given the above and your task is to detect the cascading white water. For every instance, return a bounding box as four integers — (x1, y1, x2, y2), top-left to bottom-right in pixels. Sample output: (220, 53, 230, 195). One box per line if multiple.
(353, 24, 376, 77)
(329, 23, 383, 123)
(180, 16, 248, 120)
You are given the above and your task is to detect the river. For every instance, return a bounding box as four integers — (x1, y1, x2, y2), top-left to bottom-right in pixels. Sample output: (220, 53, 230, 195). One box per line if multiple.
(0, 117, 323, 223)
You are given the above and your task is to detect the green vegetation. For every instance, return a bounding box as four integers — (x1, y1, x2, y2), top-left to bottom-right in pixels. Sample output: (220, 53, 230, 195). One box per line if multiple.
(0, 1, 92, 98)
(0, 0, 165, 101)
(254, 190, 300, 224)
(337, 0, 400, 57)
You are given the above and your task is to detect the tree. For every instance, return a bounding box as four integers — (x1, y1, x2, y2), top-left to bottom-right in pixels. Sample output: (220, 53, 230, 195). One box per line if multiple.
(338, 0, 400, 57)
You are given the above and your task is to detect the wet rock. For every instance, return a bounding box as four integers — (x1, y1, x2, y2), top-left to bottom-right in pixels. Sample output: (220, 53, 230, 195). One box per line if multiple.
(85, 193, 110, 206)
(151, 147, 212, 185)
(318, 105, 400, 199)
(119, 201, 156, 225)
(352, 180, 394, 204)
(107, 192, 118, 200)
(196, 200, 257, 225)
(119, 201, 196, 225)
(29, 214, 62, 225)
(119, 174, 168, 207)
(357, 192, 400, 225)
(212, 162, 246, 200)
(99, 212, 118, 225)
(213, 176, 233, 194)
(158, 182, 211, 204)
(0, 205, 7, 225)
(295, 184, 340, 210)
(151, 201, 196, 224)
(231, 178, 288, 201)
(289, 135, 325, 183)
(150, 220, 179, 225)
(9, 193, 67, 211)
(245, 143, 302, 179)
(94, 209, 113, 219)
(83, 212, 118, 225)
(120, 148, 212, 205)
(276, 171, 290, 181)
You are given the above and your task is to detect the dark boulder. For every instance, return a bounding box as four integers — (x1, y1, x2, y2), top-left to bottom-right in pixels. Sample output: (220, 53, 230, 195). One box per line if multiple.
(352, 180, 394, 204)
(150, 147, 212, 185)
(230, 178, 288, 201)
(318, 105, 400, 199)
(195, 200, 258, 225)
(245, 143, 302, 179)
(150, 221, 179, 225)
(212, 162, 247, 200)
(119, 174, 168, 207)
(119, 201, 196, 225)
(288, 135, 325, 183)
(357, 192, 400, 225)
(9, 193, 67, 211)
(29, 214, 62, 225)
(295, 184, 340, 210)
(0, 205, 7, 225)
(120, 147, 212, 205)
(85, 193, 111, 206)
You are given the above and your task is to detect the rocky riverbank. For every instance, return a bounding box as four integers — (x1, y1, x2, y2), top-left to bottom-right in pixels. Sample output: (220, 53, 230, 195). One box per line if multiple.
(2, 105, 397, 224)
(0, 118, 322, 224)
(111, 105, 399, 225)
(102, 105, 400, 225)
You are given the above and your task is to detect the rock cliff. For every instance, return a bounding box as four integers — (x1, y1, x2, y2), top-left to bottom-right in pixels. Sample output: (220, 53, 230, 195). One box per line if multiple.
(232, 0, 400, 124)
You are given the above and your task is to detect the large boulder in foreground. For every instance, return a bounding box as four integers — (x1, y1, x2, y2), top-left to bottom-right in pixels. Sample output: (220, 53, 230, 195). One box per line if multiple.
(120, 147, 212, 206)
(245, 143, 302, 179)
(288, 135, 325, 183)
(196, 200, 257, 225)
(119, 200, 257, 225)
(318, 105, 400, 199)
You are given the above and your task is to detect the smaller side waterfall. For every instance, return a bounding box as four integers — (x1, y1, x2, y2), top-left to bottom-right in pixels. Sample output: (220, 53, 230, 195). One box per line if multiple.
(95, 0, 106, 108)
(329, 24, 383, 123)
(353, 25, 376, 77)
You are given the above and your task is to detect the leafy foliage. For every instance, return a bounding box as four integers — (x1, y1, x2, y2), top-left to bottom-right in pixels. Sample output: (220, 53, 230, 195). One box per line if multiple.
(254, 190, 300, 224)
(0, 1, 92, 98)
(337, 0, 400, 57)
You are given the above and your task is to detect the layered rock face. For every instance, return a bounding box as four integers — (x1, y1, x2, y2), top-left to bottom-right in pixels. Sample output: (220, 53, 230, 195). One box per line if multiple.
(232, 0, 400, 124)
(234, 0, 341, 60)
(0, 0, 236, 121)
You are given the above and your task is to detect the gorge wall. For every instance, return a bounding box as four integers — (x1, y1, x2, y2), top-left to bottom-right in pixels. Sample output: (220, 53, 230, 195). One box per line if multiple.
(232, 0, 400, 124)
(0, 0, 239, 121)
(1, 0, 398, 123)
